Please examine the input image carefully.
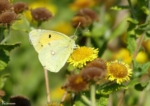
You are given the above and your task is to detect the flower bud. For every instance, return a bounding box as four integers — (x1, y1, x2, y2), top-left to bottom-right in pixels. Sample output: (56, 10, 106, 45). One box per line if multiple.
(31, 7, 53, 22)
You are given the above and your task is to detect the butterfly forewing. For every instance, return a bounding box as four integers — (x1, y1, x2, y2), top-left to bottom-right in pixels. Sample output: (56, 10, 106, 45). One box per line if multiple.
(29, 29, 71, 53)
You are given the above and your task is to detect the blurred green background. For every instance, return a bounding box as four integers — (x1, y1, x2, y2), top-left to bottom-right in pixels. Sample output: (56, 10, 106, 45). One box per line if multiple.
(1, 0, 150, 106)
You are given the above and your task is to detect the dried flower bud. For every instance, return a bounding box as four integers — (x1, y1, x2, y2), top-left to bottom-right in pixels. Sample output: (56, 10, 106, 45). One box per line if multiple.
(31, 7, 53, 22)
(0, 11, 17, 25)
(62, 74, 88, 92)
(85, 58, 106, 70)
(9, 96, 31, 106)
(76, 8, 99, 22)
(71, 15, 91, 28)
(81, 58, 107, 82)
(0, 0, 11, 13)
(13, 2, 28, 14)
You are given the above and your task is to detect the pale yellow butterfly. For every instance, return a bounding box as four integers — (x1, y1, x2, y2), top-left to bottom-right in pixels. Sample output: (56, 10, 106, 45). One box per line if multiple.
(29, 29, 76, 72)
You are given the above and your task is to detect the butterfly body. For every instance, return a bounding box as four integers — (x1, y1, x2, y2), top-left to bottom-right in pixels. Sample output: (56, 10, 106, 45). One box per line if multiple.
(29, 29, 76, 72)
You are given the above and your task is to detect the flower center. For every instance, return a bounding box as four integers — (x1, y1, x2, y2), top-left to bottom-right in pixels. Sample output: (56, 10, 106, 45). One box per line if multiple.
(109, 63, 128, 78)
(75, 76, 84, 84)
(71, 47, 93, 61)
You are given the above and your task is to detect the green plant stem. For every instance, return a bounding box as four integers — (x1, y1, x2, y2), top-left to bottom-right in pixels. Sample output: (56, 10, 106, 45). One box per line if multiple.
(127, 0, 136, 19)
(0, 25, 11, 44)
(44, 67, 51, 103)
(90, 84, 96, 106)
(81, 95, 91, 106)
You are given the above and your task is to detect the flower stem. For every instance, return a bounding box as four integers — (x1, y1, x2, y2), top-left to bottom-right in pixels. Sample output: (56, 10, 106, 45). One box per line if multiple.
(44, 67, 51, 103)
(81, 95, 91, 106)
(117, 90, 126, 106)
(1, 25, 11, 44)
(90, 84, 96, 106)
(61, 91, 68, 103)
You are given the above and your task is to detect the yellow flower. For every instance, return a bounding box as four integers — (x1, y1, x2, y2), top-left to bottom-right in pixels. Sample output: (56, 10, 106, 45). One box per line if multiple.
(112, 48, 132, 64)
(68, 46, 98, 68)
(51, 86, 65, 101)
(70, 0, 96, 10)
(136, 51, 149, 64)
(52, 22, 73, 35)
(106, 60, 132, 84)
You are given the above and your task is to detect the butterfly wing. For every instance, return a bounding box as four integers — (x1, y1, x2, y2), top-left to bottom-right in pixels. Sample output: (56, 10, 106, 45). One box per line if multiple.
(29, 29, 71, 53)
(29, 29, 76, 72)
(39, 40, 75, 72)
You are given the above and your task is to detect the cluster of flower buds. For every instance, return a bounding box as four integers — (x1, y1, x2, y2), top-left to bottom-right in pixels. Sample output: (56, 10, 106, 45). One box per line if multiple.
(0, 0, 28, 26)
(63, 58, 107, 92)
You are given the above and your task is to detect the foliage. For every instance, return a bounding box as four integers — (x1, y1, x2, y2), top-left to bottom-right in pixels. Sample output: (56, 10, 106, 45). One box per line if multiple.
(0, 0, 150, 106)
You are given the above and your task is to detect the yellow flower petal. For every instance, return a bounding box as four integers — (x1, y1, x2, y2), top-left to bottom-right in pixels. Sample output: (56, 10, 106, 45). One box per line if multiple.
(68, 46, 98, 68)
(106, 60, 132, 84)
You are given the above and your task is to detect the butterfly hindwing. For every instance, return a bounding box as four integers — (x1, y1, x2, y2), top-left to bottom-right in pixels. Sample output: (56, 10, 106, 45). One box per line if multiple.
(39, 40, 75, 72)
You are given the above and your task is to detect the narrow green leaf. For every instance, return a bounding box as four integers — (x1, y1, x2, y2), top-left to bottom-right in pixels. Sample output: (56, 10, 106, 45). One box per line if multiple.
(141, 6, 149, 15)
(110, 19, 128, 40)
(127, 18, 139, 25)
(111, 5, 129, 11)
(0, 42, 21, 51)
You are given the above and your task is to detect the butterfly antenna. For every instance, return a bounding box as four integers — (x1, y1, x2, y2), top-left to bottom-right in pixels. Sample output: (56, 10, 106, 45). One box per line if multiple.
(73, 22, 81, 36)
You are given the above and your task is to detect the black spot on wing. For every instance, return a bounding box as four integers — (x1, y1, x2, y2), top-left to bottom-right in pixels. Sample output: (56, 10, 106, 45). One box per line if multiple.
(49, 34, 51, 38)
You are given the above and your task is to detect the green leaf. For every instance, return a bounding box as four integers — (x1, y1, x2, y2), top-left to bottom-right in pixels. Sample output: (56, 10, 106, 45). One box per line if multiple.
(127, 18, 139, 31)
(97, 95, 109, 106)
(132, 60, 150, 78)
(0, 42, 21, 71)
(127, 18, 139, 25)
(134, 82, 148, 91)
(0, 42, 21, 51)
(146, 30, 150, 37)
(0, 74, 9, 89)
(0, 50, 9, 71)
(111, 5, 129, 11)
(127, 33, 136, 55)
(74, 100, 87, 106)
(134, 22, 149, 35)
(11, 14, 31, 32)
(96, 82, 127, 95)
(110, 18, 128, 40)
(141, 6, 149, 15)
(127, 78, 139, 87)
